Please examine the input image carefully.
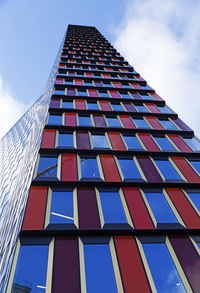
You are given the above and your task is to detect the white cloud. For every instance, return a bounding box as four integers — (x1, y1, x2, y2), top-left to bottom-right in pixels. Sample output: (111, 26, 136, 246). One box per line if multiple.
(113, 0, 200, 137)
(0, 76, 26, 138)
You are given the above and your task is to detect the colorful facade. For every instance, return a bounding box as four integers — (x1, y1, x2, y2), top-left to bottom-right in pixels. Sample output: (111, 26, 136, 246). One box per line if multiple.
(2, 24, 200, 292)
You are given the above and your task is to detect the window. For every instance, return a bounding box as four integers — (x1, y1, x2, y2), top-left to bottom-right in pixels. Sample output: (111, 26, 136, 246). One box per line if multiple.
(83, 243, 118, 292)
(12, 244, 49, 292)
(48, 114, 62, 125)
(160, 120, 177, 130)
(144, 191, 178, 224)
(134, 119, 150, 129)
(80, 157, 100, 180)
(78, 89, 88, 96)
(62, 100, 73, 109)
(142, 242, 185, 292)
(99, 91, 110, 98)
(98, 189, 127, 224)
(123, 135, 143, 150)
(186, 191, 200, 213)
(92, 134, 109, 149)
(120, 93, 131, 99)
(54, 89, 65, 95)
(158, 105, 173, 114)
(118, 158, 142, 180)
(140, 94, 152, 100)
(111, 104, 124, 111)
(36, 156, 58, 179)
(154, 159, 183, 181)
(87, 102, 99, 110)
(189, 160, 200, 174)
(79, 115, 92, 126)
(185, 137, 200, 152)
(153, 136, 176, 151)
(49, 189, 74, 224)
(58, 133, 74, 148)
(135, 105, 149, 113)
(106, 117, 121, 127)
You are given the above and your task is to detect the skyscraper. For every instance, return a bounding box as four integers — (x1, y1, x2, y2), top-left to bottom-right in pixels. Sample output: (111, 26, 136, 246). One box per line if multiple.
(1, 24, 200, 292)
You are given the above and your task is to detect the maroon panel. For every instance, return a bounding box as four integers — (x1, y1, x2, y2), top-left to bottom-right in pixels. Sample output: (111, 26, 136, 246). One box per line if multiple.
(172, 117, 193, 131)
(150, 92, 164, 101)
(41, 129, 55, 149)
(123, 102, 136, 112)
(77, 187, 101, 230)
(93, 114, 107, 127)
(136, 155, 163, 182)
(52, 237, 80, 293)
(108, 132, 126, 150)
(76, 131, 91, 149)
(169, 236, 200, 292)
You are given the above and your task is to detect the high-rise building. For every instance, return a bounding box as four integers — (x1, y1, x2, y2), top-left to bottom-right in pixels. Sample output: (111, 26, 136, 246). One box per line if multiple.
(1, 24, 200, 292)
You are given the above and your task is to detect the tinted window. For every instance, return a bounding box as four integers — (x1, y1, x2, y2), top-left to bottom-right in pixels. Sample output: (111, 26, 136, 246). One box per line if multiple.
(80, 157, 100, 179)
(92, 135, 109, 149)
(154, 137, 176, 151)
(135, 105, 149, 113)
(48, 115, 62, 125)
(134, 119, 150, 129)
(189, 160, 200, 174)
(123, 136, 143, 150)
(78, 90, 88, 96)
(111, 104, 124, 111)
(160, 120, 177, 130)
(106, 117, 121, 127)
(154, 159, 182, 181)
(118, 158, 142, 180)
(37, 156, 57, 178)
(58, 133, 74, 148)
(185, 137, 200, 152)
(87, 102, 99, 110)
(62, 101, 73, 109)
(79, 116, 92, 126)
(158, 105, 173, 114)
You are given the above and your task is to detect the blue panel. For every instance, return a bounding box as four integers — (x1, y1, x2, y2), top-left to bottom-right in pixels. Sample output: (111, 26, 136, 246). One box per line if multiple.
(58, 133, 74, 148)
(84, 244, 118, 293)
(189, 160, 200, 174)
(118, 159, 142, 180)
(197, 243, 200, 249)
(160, 120, 177, 130)
(120, 93, 131, 99)
(186, 192, 200, 213)
(37, 156, 57, 178)
(12, 245, 49, 293)
(135, 105, 149, 113)
(185, 137, 200, 151)
(153, 137, 176, 151)
(158, 105, 173, 114)
(87, 102, 99, 110)
(142, 243, 185, 292)
(144, 192, 178, 223)
(99, 91, 110, 98)
(106, 117, 121, 127)
(140, 94, 152, 100)
(50, 190, 73, 224)
(80, 157, 100, 179)
(62, 101, 73, 109)
(92, 135, 109, 148)
(48, 115, 62, 125)
(78, 90, 88, 96)
(154, 160, 182, 181)
(111, 104, 124, 111)
(79, 116, 92, 126)
(123, 135, 143, 150)
(99, 190, 127, 223)
(134, 119, 150, 129)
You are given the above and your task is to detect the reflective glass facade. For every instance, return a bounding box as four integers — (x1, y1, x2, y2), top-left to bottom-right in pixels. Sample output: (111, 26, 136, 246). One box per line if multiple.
(1, 24, 200, 292)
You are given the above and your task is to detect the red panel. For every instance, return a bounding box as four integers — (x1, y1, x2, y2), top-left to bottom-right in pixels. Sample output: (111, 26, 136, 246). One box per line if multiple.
(65, 112, 76, 126)
(114, 236, 151, 293)
(130, 82, 142, 89)
(102, 73, 111, 78)
(52, 237, 80, 293)
(123, 187, 154, 229)
(171, 156, 200, 183)
(99, 100, 112, 111)
(108, 132, 126, 150)
(85, 72, 93, 77)
(145, 103, 161, 114)
(22, 186, 48, 230)
(77, 187, 101, 230)
(88, 89, 99, 97)
(62, 154, 77, 181)
(100, 154, 121, 182)
(149, 92, 164, 101)
(166, 188, 200, 228)
(74, 79, 83, 86)
(109, 90, 121, 99)
(105, 67, 113, 71)
(138, 133, 160, 152)
(113, 81, 122, 88)
(75, 99, 85, 110)
(168, 134, 192, 152)
(41, 129, 55, 149)
(120, 115, 135, 129)
(145, 116, 164, 130)
(55, 78, 63, 84)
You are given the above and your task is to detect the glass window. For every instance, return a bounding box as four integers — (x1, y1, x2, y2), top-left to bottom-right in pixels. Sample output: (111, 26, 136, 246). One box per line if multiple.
(106, 117, 121, 127)
(111, 104, 124, 111)
(78, 89, 88, 96)
(99, 190, 127, 224)
(12, 244, 49, 293)
(49, 189, 74, 224)
(48, 114, 62, 125)
(99, 91, 110, 98)
(36, 156, 57, 178)
(140, 94, 152, 100)
(186, 191, 200, 213)
(123, 135, 143, 150)
(58, 133, 73, 148)
(142, 242, 185, 292)
(144, 191, 178, 223)
(120, 93, 131, 99)
(54, 89, 65, 95)
(80, 157, 100, 179)
(160, 120, 177, 130)
(87, 102, 99, 110)
(154, 159, 182, 181)
(118, 158, 142, 180)
(62, 101, 73, 109)
(83, 243, 118, 293)
(92, 134, 109, 149)
(158, 105, 173, 114)
(134, 119, 150, 129)
(153, 136, 176, 151)
(79, 115, 92, 126)
(189, 160, 200, 174)
(185, 137, 200, 152)
(135, 105, 149, 113)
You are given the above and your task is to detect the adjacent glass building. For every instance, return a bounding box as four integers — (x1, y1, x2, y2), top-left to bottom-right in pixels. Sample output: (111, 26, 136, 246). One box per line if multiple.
(1, 24, 200, 292)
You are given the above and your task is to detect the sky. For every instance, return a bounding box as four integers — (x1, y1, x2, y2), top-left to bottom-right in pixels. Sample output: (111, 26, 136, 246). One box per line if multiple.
(0, 0, 200, 138)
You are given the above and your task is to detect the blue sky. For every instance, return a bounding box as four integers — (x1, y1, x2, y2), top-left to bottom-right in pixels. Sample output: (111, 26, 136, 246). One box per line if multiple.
(0, 0, 200, 138)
